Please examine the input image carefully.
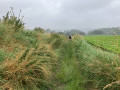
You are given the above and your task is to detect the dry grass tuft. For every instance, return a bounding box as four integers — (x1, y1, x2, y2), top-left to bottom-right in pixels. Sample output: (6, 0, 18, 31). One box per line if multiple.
(103, 81, 120, 89)
(0, 44, 57, 89)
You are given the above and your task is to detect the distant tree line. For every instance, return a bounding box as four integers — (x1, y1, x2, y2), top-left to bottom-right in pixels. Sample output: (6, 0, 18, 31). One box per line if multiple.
(33, 27, 120, 36)
(64, 29, 86, 36)
(57, 29, 86, 36)
(88, 27, 120, 35)
(44, 29, 86, 36)
(88, 30, 103, 35)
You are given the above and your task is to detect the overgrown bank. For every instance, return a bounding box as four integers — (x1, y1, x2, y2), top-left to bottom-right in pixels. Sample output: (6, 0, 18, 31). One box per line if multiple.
(74, 38, 120, 90)
(55, 36, 120, 90)
(0, 24, 58, 89)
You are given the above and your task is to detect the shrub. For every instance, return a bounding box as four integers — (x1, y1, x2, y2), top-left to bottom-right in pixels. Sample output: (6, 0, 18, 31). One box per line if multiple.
(48, 33, 63, 49)
(34, 27, 45, 34)
(1, 7, 25, 32)
(13, 30, 39, 48)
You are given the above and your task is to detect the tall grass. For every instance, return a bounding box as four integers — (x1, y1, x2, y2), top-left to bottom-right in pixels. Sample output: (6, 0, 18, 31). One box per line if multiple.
(55, 35, 120, 90)
(0, 44, 57, 90)
(1, 8, 24, 31)
(0, 13, 58, 89)
(56, 40, 85, 90)
(48, 33, 66, 49)
(74, 37, 120, 89)
(13, 30, 39, 48)
(0, 49, 6, 62)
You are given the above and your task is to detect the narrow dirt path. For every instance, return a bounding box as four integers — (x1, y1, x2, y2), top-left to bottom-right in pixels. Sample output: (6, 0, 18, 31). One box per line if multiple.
(54, 40, 86, 90)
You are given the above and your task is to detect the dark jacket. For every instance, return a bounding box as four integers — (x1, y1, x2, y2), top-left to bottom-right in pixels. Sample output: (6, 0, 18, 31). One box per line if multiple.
(69, 36, 72, 39)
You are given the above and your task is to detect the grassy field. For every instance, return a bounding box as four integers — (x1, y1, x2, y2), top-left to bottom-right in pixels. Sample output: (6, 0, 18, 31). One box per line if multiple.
(85, 35, 120, 54)
(1, 11, 120, 90)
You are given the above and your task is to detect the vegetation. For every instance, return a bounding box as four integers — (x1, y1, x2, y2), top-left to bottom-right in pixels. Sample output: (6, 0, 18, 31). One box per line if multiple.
(74, 38, 120, 90)
(0, 10, 120, 90)
(88, 27, 120, 35)
(34, 27, 45, 33)
(1, 8, 25, 32)
(88, 30, 104, 35)
(0, 25, 58, 89)
(85, 35, 120, 54)
(55, 35, 120, 90)
(57, 29, 86, 36)
(56, 39, 85, 90)
(64, 29, 86, 36)
(0, 10, 58, 89)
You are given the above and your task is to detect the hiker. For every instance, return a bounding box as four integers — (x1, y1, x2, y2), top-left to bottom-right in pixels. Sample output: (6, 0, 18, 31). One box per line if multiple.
(69, 35, 72, 40)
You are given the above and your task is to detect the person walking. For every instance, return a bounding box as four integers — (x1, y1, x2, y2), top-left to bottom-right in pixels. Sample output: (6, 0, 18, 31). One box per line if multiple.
(69, 35, 72, 40)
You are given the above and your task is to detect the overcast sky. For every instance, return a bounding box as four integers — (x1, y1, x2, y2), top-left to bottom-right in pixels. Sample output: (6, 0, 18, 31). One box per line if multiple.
(0, 0, 120, 31)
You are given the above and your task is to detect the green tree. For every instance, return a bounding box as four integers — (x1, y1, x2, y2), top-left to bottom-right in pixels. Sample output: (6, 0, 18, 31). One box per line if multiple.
(34, 27, 45, 33)
(88, 30, 103, 35)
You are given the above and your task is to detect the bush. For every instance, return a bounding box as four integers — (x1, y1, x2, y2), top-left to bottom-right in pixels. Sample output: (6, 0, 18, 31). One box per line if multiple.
(48, 33, 63, 49)
(13, 30, 39, 48)
(34, 27, 45, 34)
(1, 8, 25, 32)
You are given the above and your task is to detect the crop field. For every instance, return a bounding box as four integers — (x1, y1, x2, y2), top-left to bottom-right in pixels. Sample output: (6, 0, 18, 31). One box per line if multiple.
(85, 35, 120, 54)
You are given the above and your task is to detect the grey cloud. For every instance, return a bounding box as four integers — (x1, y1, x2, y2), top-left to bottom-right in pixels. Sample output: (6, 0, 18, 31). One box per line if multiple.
(0, 0, 120, 31)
